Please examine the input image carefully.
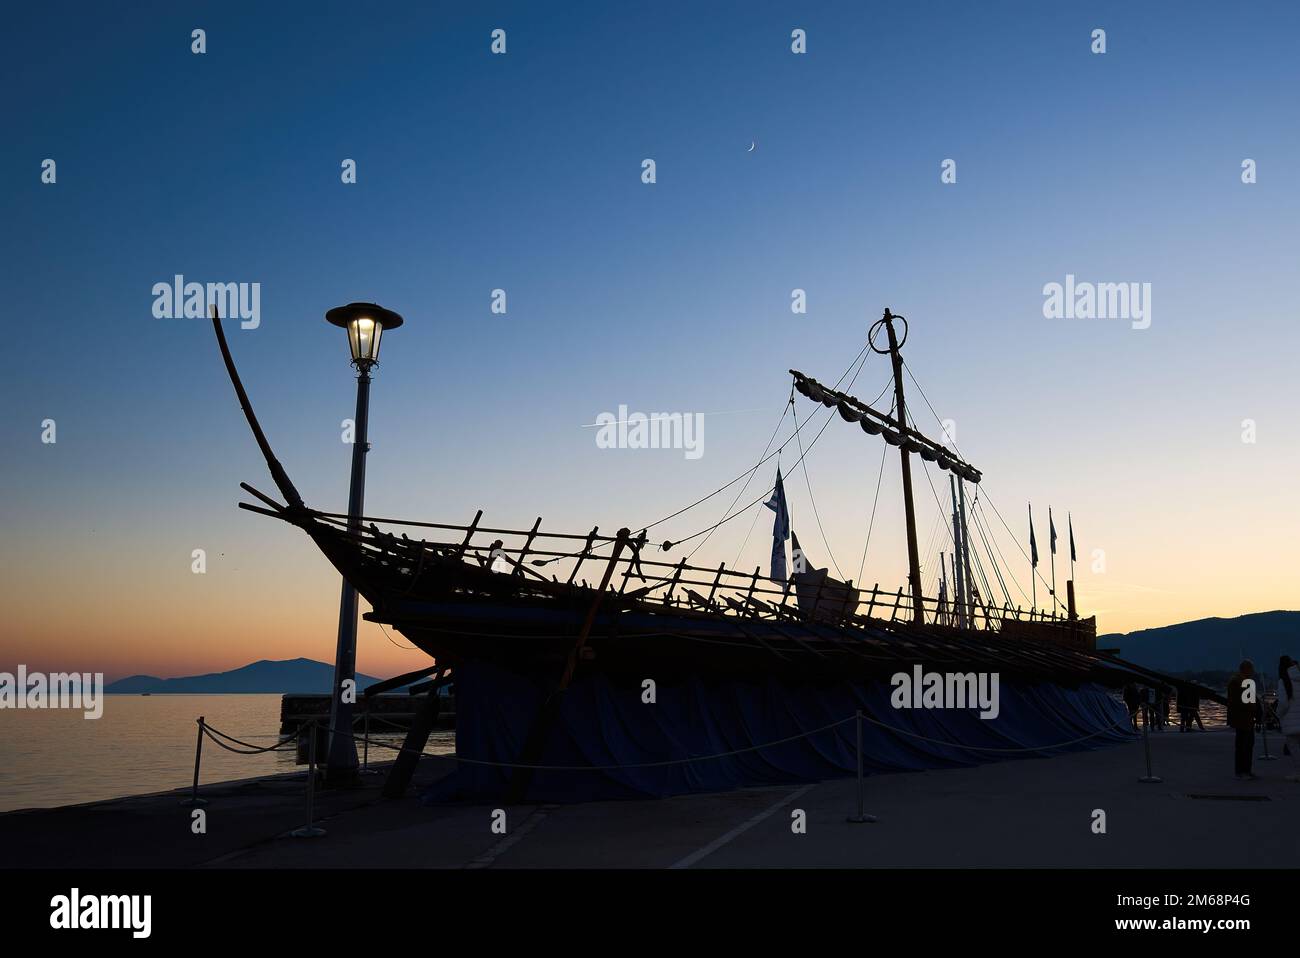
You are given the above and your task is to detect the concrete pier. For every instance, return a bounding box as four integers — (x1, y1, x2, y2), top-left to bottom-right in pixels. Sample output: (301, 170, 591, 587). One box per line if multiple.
(1, 728, 1292, 869)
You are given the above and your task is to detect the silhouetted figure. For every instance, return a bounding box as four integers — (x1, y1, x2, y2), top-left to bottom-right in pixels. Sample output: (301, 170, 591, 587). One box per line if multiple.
(1227, 660, 1258, 780)
(1277, 655, 1300, 782)
(1140, 687, 1157, 731)
(1175, 684, 1204, 732)
(485, 539, 509, 573)
(1157, 686, 1172, 730)
(1177, 684, 1194, 732)
(1123, 683, 1141, 730)
(627, 528, 649, 581)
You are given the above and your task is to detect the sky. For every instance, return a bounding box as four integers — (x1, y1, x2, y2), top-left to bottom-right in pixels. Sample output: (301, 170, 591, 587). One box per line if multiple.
(2, 1, 1298, 681)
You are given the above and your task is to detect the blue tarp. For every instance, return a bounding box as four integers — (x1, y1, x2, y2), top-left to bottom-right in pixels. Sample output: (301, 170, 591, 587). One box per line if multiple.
(423, 661, 1135, 804)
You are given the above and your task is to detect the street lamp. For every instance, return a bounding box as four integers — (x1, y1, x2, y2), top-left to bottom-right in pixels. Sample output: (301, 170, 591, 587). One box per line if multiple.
(323, 302, 403, 783)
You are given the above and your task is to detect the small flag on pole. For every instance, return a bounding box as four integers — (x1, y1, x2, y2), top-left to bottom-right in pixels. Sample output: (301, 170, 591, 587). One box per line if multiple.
(1049, 507, 1058, 556)
(1029, 504, 1039, 568)
(764, 468, 791, 582)
(1068, 513, 1077, 563)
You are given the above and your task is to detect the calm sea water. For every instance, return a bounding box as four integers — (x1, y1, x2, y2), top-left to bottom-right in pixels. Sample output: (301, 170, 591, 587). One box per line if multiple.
(0, 694, 455, 814)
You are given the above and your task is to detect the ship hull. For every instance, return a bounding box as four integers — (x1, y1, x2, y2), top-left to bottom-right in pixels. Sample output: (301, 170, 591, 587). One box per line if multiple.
(427, 657, 1133, 803)
(302, 524, 1141, 802)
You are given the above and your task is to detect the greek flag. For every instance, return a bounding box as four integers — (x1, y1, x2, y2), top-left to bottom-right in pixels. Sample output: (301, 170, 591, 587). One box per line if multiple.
(764, 468, 791, 582)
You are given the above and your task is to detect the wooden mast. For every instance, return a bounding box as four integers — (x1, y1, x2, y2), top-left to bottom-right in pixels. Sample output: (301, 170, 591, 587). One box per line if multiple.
(958, 478, 975, 625)
(878, 309, 925, 625)
(949, 476, 967, 629)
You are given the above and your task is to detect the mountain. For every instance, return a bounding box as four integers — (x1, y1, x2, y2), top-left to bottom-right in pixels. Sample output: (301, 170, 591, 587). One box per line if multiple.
(1102, 610, 1300, 678)
(105, 658, 385, 694)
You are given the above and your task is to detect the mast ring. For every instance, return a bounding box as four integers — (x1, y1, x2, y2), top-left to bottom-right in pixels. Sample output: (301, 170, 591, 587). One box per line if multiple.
(868, 314, 908, 354)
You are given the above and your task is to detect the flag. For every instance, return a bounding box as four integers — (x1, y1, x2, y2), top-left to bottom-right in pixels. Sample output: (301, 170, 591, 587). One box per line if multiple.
(1068, 513, 1077, 563)
(1028, 504, 1038, 567)
(763, 468, 790, 582)
(1049, 507, 1058, 556)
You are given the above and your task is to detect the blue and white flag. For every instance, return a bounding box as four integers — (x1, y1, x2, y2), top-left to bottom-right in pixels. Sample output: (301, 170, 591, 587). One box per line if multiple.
(1049, 507, 1058, 556)
(764, 468, 791, 582)
(1028, 503, 1039, 568)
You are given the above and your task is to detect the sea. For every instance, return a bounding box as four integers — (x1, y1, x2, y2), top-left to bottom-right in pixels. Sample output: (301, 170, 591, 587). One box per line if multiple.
(0, 693, 456, 814)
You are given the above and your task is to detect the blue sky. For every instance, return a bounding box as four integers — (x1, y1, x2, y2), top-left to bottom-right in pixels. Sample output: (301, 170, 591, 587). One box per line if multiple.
(2, 1, 1298, 677)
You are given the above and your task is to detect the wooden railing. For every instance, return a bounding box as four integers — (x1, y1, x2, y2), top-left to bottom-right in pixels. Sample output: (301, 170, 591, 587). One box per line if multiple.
(309, 509, 1072, 632)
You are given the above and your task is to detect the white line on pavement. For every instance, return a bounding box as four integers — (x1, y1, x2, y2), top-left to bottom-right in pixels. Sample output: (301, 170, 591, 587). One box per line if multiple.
(465, 803, 558, 869)
(670, 784, 817, 869)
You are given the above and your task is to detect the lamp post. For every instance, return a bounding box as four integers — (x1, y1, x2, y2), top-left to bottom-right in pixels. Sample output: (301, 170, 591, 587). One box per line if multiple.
(323, 302, 404, 783)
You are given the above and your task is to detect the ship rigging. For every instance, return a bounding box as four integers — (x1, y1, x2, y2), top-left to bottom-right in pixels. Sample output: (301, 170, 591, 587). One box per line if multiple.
(209, 304, 1172, 803)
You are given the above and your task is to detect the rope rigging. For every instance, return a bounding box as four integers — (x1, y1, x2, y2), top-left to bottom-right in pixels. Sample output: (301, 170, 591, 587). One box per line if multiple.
(854, 435, 889, 587)
(790, 392, 850, 581)
(656, 341, 870, 542)
(902, 357, 1067, 614)
(973, 497, 1030, 606)
(654, 344, 873, 560)
(685, 384, 795, 564)
(968, 493, 1015, 607)
(533, 342, 874, 572)
(899, 372, 1025, 620)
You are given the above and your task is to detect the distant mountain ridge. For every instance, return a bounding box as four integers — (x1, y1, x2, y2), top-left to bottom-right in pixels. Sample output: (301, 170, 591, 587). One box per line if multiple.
(1103, 610, 1300, 677)
(106, 658, 384, 694)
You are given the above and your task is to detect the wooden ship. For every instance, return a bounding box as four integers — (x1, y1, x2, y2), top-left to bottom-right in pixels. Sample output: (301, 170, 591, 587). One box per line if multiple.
(210, 307, 1184, 802)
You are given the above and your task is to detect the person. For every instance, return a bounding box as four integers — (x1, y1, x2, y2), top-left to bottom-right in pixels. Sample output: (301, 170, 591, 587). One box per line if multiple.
(1226, 660, 1258, 780)
(1177, 684, 1193, 732)
(1123, 683, 1141, 730)
(1276, 655, 1300, 782)
(1189, 686, 1204, 730)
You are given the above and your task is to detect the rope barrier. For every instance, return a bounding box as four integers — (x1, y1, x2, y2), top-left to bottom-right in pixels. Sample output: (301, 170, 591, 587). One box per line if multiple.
(201, 723, 301, 754)
(185, 705, 1144, 837)
(855, 712, 1134, 754)
(220, 707, 1135, 773)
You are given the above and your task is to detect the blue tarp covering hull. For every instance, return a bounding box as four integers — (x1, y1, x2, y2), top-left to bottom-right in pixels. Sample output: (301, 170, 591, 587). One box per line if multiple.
(423, 661, 1135, 804)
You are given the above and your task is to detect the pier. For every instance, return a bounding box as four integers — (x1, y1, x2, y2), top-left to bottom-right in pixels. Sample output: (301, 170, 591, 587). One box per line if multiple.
(0, 728, 1291, 869)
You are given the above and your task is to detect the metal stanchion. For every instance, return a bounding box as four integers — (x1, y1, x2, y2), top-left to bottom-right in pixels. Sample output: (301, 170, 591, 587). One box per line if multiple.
(360, 706, 379, 776)
(292, 720, 326, 838)
(181, 716, 209, 806)
(1138, 705, 1162, 783)
(1259, 702, 1277, 760)
(362, 708, 370, 771)
(846, 710, 878, 823)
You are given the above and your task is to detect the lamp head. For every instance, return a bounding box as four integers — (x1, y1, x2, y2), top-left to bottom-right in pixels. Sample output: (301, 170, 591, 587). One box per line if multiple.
(325, 302, 404, 368)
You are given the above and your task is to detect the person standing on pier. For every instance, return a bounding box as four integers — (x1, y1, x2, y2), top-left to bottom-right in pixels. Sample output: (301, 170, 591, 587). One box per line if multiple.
(1177, 684, 1194, 732)
(1227, 660, 1258, 780)
(1123, 683, 1141, 730)
(1276, 655, 1300, 781)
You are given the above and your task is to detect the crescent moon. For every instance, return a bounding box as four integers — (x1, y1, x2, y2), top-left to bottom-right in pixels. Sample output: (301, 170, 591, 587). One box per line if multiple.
(747, 141, 756, 152)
